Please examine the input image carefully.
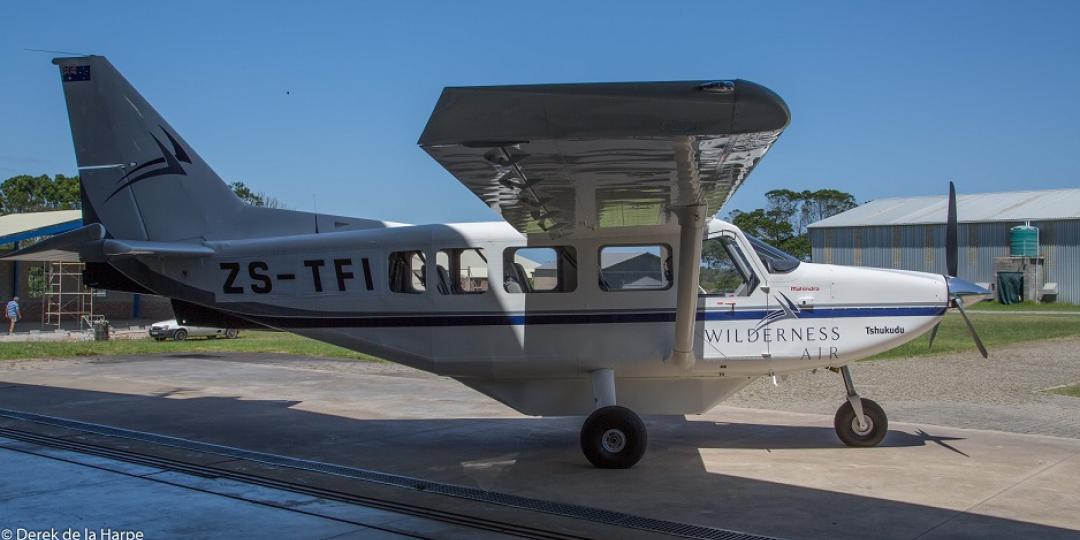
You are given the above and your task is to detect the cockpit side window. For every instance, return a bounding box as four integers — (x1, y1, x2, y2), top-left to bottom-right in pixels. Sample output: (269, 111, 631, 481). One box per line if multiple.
(746, 234, 802, 273)
(699, 234, 761, 296)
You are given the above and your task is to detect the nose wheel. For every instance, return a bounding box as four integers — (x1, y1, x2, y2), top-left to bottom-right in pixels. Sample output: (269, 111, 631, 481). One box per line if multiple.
(834, 397, 888, 446)
(580, 405, 647, 469)
(833, 366, 888, 447)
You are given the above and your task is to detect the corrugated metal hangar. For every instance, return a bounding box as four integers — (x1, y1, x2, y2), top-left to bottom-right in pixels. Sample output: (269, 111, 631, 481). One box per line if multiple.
(808, 188, 1080, 304)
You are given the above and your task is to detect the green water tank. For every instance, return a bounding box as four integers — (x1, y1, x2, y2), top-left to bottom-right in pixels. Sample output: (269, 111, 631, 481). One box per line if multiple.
(1009, 224, 1039, 257)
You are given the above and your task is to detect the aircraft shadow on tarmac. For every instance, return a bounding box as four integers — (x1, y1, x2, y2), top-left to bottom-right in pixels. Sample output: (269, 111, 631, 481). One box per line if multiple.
(0, 381, 1075, 540)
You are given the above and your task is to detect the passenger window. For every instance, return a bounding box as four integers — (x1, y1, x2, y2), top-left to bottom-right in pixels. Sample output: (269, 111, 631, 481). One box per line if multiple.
(598, 245, 671, 291)
(699, 235, 760, 296)
(503, 247, 577, 293)
(388, 250, 426, 294)
(435, 248, 488, 295)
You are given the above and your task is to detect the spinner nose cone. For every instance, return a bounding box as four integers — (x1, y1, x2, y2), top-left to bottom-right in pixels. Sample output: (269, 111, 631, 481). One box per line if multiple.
(947, 276, 990, 298)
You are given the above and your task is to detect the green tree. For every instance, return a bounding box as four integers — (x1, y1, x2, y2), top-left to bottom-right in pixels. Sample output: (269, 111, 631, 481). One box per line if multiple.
(727, 188, 857, 260)
(0, 174, 81, 214)
(729, 208, 794, 243)
(27, 266, 46, 298)
(229, 181, 284, 209)
(798, 189, 857, 233)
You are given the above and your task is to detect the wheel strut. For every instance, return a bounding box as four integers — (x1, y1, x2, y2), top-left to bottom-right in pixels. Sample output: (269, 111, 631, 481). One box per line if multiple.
(590, 368, 616, 409)
(840, 366, 868, 433)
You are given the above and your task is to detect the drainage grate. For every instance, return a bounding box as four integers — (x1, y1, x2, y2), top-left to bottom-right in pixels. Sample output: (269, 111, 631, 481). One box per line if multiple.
(0, 407, 782, 540)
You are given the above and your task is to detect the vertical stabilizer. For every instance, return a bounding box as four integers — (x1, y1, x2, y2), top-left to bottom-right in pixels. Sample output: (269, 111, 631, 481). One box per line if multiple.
(53, 56, 243, 241)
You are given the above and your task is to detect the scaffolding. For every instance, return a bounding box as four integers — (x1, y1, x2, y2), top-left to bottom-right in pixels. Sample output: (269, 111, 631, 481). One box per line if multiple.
(40, 261, 101, 330)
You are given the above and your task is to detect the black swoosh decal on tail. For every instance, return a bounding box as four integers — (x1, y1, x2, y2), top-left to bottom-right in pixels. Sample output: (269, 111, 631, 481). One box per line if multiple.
(116, 157, 166, 181)
(160, 125, 191, 163)
(106, 132, 187, 201)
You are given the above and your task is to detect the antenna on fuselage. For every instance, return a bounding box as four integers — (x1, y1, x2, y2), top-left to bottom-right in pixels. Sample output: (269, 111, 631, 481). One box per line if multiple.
(24, 48, 91, 56)
(313, 194, 320, 234)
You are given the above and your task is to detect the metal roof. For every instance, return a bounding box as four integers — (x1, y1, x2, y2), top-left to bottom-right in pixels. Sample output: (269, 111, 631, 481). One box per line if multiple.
(0, 210, 82, 245)
(808, 188, 1080, 228)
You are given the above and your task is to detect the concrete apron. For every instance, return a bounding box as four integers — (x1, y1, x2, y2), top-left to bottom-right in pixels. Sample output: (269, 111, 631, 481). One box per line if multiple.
(1, 353, 1078, 540)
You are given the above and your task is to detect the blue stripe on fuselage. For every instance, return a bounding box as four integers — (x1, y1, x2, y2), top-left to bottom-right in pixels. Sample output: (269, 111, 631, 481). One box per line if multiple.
(700, 305, 946, 321)
(244, 305, 946, 329)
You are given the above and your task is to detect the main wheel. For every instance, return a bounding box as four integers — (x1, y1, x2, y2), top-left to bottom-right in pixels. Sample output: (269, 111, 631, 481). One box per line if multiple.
(580, 406, 647, 469)
(173, 329, 188, 341)
(834, 398, 888, 447)
(225, 329, 239, 339)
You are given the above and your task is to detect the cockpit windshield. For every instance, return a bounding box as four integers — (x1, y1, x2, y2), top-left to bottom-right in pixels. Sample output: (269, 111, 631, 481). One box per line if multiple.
(746, 235, 801, 273)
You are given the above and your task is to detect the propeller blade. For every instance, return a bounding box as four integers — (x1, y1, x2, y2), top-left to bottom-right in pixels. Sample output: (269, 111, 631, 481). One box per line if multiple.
(946, 181, 958, 277)
(954, 298, 988, 359)
(928, 322, 940, 350)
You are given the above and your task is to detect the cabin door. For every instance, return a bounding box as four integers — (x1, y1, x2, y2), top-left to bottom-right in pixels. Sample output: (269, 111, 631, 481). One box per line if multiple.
(698, 230, 770, 362)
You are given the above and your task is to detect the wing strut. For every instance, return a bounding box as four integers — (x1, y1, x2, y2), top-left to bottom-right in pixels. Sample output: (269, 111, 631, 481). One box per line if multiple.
(669, 204, 706, 369)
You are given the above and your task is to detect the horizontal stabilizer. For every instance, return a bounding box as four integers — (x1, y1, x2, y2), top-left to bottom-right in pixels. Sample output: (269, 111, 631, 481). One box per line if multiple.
(1, 223, 215, 262)
(102, 239, 214, 257)
(0, 223, 105, 262)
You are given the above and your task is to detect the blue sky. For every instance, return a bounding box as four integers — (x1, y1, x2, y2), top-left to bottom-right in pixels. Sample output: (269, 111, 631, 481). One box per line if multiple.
(2, 1, 1078, 224)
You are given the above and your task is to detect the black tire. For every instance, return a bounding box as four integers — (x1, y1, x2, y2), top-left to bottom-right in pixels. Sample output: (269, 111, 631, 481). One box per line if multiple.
(580, 406, 647, 469)
(173, 329, 188, 341)
(225, 329, 239, 339)
(834, 398, 888, 447)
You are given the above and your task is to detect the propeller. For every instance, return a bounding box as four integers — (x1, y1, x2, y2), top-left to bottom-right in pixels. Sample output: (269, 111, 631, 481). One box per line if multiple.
(946, 181, 958, 277)
(928, 181, 990, 358)
(954, 296, 988, 358)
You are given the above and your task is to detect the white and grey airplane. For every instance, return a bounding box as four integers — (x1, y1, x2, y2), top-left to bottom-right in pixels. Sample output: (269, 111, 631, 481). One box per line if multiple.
(6, 56, 990, 468)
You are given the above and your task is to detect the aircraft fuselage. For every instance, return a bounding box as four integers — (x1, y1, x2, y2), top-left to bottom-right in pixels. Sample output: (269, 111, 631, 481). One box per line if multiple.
(123, 219, 948, 416)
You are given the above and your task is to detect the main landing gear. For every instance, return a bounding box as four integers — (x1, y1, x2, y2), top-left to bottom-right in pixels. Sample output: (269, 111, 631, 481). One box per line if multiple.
(580, 369, 647, 468)
(833, 365, 888, 447)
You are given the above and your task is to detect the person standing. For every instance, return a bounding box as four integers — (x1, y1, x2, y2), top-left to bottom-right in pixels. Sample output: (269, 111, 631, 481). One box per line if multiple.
(6, 296, 20, 335)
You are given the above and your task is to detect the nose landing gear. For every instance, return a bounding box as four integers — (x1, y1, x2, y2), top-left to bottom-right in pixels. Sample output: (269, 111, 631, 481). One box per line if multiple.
(833, 365, 888, 447)
(580, 368, 647, 468)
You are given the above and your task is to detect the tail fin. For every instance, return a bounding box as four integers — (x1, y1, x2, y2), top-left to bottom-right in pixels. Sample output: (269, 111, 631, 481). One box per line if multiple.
(54, 56, 242, 241)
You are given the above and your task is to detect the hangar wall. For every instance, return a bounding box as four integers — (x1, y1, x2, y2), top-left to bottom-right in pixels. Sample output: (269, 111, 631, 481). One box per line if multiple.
(810, 219, 1080, 304)
(0, 259, 174, 324)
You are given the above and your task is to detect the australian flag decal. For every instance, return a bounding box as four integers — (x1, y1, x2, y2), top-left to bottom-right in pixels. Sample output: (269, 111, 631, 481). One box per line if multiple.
(61, 65, 91, 82)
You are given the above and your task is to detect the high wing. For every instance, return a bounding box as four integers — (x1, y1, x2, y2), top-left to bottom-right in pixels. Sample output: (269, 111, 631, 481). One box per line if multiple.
(419, 80, 789, 235)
